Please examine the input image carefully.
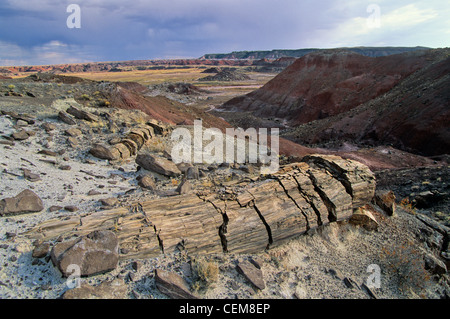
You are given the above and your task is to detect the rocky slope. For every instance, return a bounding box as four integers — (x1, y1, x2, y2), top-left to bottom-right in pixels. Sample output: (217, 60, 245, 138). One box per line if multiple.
(222, 48, 450, 157)
(0, 73, 449, 300)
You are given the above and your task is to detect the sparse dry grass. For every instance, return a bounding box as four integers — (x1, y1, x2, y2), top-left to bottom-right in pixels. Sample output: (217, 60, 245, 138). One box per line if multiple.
(191, 258, 219, 292)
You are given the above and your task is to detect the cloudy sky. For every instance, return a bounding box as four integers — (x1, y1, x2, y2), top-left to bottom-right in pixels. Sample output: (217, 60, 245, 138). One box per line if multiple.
(0, 0, 449, 66)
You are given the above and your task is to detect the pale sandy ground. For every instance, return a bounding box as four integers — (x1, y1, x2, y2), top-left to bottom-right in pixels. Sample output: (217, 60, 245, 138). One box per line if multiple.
(0, 102, 448, 300)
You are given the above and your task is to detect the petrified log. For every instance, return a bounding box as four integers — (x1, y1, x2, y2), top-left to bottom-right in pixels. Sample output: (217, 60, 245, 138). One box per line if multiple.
(89, 126, 154, 161)
(23, 155, 376, 259)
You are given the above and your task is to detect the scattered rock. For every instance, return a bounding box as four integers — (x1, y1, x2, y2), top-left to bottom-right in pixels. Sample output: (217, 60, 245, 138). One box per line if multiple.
(38, 149, 59, 157)
(100, 198, 119, 207)
(186, 166, 199, 180)
(343, 277, 359, 289)
(22, 169, 41, 182)
(89, 143, 121, 161)
(64, 205, 78, 212)
(32, 242, 51, 258)
(176, 180, 192, 194)
(65, 128, 82, 137)
(154, 269, 198, 299)
(87, 190, 101, 196)
(48, 206, 63, 212)
(67, 137, 79, 147)
(12, 130, 31, 141)
(0, 189, 44, 216)
(424, 254, 447, 275)
(51, 230, 119, 277)
(58, 111, 76, 125)
(62, 278, 127, 299)
(349, 205, 379, 231)
(41, 122, 56, 132)
(138, 175, 156, 190)
(374, 190, 396, 216)
(236, 260, 265, 290)
(66, 106, 99, 122)
(136, 153, 181, 177)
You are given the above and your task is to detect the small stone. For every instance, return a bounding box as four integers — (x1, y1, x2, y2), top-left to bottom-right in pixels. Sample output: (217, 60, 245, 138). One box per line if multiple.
(186, 166, 199, 180)
(154, 269, 198, 299)
(343, 277, 358, 289)
(349, 205, 379, 231)
(374, 190, 396, 216)
(87, 190, 101, 196)
(16, 120, 28, 127)
(42, 122, 56, 132)
(58, 111, 76, 125)
(5, 232, 16, 239)
(59, 165, 71, 171)
(11, 130, 30, 141)
(176, 180, 192, 194)
(100, 198, 119, 207)
(424, 254, 447, 275)
(38, 149, 58, 157)
(0, 189, 44, 216)
(62, 278, 127, 299)
(131, 261, 142, 272)
(138, 175, 156, 190)
(64, 205, 78, 212)
(236, 260, 265, 290)
(32, 242, 50, 258)
(22, 169, 41, 182)
(67, 136, 79, 147)
(136, 153, 181, 177)
(51, 230, 119, 277)
(49, 206, 63, 212)
(65, 128, 82, 137)
(89, 144, 121, 161)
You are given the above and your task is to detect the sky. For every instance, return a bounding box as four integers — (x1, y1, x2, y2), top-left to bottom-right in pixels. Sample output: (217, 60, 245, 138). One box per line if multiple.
(0, 0, 449, 66)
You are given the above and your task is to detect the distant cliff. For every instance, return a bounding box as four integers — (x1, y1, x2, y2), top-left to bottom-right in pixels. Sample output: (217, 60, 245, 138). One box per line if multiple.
(201, 46, 431, 59)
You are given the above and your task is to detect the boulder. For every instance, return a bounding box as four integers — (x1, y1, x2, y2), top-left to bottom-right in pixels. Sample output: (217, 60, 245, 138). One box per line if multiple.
(138, 175, 156, 190)
(136, 153, 181, 177)
(236, 260, 265, 290)
(186, 166, 199, 180)
(176, 180, 192, 194)
(89, 143, 121, 161)
(154, 269, 198, 299)
(0, 189, 44, 216)
(50, 230, 119, 277)
(12, 130, 31, 141)
(374, 190, 396, 216)
(349, 205, 379, 231)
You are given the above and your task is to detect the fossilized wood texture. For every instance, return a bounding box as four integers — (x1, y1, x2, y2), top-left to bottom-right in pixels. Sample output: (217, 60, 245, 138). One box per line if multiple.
(23, 155, 376, 259)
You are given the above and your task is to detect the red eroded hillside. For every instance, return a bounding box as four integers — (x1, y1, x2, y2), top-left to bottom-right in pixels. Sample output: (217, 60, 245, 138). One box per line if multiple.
(222, 49, 438, 125)
(105, 82, 231, 131)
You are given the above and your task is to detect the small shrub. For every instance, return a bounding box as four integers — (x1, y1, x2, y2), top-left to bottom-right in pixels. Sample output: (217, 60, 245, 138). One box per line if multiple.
(7, 84, 15, 91)
(191, 258, 219, 291)
(79, 94, 91, 101)
(400, 197, 417, 214)
(379, 240, 431, 294)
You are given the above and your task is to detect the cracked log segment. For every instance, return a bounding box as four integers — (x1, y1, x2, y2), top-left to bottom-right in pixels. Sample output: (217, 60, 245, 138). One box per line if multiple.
(89, 126, 155, 161)
(23, 155, 375, 258)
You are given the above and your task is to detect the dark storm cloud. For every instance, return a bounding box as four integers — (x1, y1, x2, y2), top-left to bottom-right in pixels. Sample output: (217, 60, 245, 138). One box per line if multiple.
(0, 0, 448, 66)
